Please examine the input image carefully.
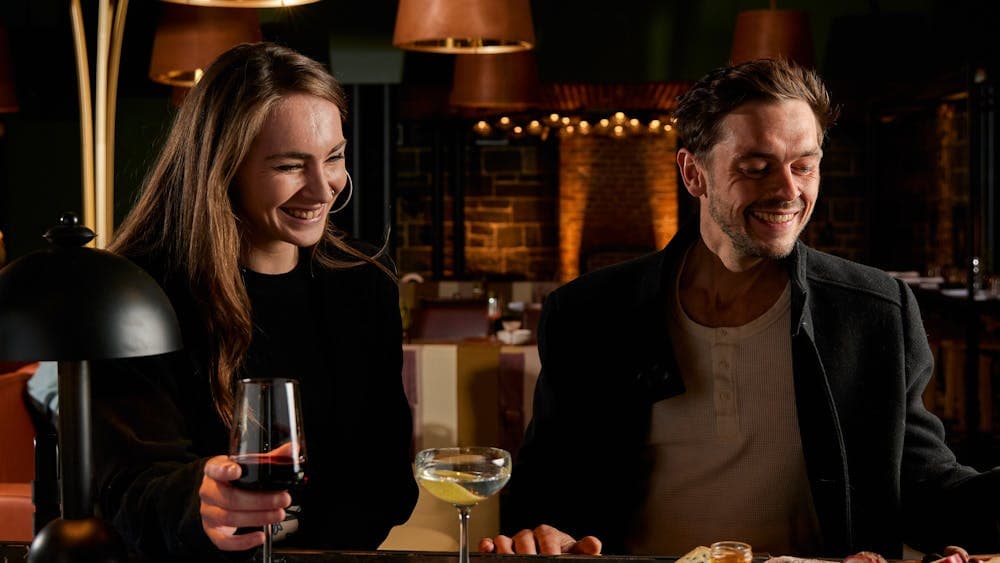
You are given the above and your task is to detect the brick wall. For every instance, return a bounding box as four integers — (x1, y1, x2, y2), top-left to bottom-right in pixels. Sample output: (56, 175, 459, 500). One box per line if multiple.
(396, 116, 899, 282)
(394, 129, 559, 280)
(931, 102, 969, 273)
(558, 132, 679, 282)
(395, 143, 439, 275)
(464, 143, 559, 279)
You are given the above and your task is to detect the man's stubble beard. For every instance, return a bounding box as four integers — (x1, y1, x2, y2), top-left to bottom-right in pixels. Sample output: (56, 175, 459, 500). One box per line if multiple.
(707, 191, 804, 261)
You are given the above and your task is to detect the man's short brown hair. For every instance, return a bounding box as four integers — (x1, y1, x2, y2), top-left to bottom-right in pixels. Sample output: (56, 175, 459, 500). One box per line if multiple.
(672, 58, 838, 157)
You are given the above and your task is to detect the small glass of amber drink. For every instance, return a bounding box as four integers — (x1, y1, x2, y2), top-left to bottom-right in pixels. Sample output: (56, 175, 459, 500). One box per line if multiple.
(711, 541, 753, 563)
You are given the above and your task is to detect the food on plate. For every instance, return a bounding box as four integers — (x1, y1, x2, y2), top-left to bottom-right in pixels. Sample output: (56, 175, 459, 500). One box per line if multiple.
(843, 551, 888, 563)
(767, 551, 886, 563)
(678, 545, 712, 563)
(924, 545, 981, 563)
(766, 546, 985, 563)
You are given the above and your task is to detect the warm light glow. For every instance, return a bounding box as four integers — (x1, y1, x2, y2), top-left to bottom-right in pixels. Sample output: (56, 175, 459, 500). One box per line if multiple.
(558, 135, 589, 282)
(558, 123, 679, 282)
(461, 111, 679, 142)
(473, 120, 492, 136)
(648, 134, 680, 249)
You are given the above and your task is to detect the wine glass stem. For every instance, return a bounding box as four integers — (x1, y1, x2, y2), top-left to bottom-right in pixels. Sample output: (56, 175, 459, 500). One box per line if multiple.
(263, 523, 273, 563)
(457, 506, 472, 563)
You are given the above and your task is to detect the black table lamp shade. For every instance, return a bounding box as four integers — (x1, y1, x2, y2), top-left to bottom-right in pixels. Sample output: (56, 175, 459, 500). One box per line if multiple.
(0, 213, 182, 360)
(0, 213, 182, 562)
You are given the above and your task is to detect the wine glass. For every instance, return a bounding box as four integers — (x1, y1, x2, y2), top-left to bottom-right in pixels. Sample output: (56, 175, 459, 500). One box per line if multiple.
(229, 378, 307, 563)
(414, 447, 511, 563)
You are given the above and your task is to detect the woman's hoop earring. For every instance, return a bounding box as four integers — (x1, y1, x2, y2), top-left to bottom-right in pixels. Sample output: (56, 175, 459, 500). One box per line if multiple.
(329, 171, 353, 214)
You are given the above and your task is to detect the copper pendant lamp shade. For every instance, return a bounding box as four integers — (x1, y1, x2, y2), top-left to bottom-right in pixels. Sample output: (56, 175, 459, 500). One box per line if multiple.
(0, 25, 17, 113)
(149, 4, 262, 87)
(159, 0, 320, 6)
(730, 8, 814, 67)
(450, 50, 540, 110)
(393, 0, 535, 54)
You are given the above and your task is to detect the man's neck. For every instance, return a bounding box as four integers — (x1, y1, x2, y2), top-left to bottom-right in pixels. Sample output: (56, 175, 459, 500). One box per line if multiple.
(678, 238, 789, 328)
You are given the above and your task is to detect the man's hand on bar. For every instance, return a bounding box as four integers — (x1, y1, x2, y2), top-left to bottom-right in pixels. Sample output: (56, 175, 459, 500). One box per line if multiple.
(199, 455, 292, 551)
(479, 524, 602, 555)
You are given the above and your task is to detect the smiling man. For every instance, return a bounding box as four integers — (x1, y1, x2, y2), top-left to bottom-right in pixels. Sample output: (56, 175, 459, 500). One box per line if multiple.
(484, 59, 1000, 559)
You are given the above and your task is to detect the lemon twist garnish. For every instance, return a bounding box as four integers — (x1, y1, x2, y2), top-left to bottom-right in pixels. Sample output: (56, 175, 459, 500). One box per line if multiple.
(418, 469, 487, 506)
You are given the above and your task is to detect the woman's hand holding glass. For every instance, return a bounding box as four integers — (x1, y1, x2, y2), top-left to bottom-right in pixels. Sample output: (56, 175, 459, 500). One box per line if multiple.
(199, 455, 291, 551)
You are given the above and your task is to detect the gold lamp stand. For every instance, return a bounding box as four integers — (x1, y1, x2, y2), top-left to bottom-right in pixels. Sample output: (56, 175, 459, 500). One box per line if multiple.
(70, 0, 129, 249)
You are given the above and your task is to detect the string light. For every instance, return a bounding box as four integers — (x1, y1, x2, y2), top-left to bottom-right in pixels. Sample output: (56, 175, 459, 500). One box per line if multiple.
(473, 120, 492, 135)
(470, 112, 677, 141)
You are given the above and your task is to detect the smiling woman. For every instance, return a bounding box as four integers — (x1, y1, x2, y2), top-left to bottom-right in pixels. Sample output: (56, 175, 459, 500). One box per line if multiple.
(87, 42, 417, 561)
(233, 93, 348, 274)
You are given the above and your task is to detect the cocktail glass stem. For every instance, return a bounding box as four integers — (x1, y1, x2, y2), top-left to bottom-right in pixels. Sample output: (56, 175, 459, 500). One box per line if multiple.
(263, 523, 272, 563)
(457, 505, 472, 563)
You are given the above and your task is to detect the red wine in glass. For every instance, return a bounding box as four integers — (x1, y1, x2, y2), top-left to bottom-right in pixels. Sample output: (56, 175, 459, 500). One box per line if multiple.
(229, 378, 307, 563)
(230, 453, 306, 491)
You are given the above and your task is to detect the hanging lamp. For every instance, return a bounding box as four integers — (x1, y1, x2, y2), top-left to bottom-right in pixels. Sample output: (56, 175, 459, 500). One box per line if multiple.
(393, 0, 535, 54)
(730, 1, 814, 67)
(449, 50, 540, 110)
(149, 4, 262, 87)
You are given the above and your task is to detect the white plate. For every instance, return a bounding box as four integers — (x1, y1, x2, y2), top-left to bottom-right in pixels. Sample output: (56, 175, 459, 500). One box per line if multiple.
(497, 329, 531, 345)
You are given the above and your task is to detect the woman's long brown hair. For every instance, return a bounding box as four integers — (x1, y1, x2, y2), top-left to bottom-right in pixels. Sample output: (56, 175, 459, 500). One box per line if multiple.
(110, 42, 392, 427)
